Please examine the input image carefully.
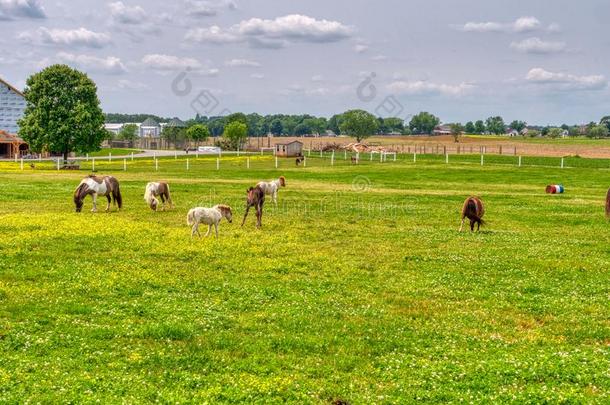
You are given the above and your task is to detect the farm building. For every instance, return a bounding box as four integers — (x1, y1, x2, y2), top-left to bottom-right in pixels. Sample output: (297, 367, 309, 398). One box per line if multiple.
(432, 125, 451, 135)
(0, 76, 27, 158)
(275, 140, 303, 157)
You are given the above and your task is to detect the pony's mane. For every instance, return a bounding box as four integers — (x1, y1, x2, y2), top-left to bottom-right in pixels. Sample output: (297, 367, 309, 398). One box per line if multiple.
(278, 176, 286, 187)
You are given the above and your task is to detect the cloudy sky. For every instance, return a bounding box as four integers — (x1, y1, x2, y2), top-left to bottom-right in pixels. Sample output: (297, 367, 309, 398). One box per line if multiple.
(1, 0, 609, 124)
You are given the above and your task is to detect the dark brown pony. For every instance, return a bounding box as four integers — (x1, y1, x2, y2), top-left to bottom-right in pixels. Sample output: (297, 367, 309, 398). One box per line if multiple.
(74, 175, 122, 213)
(460, 196, 485, 232)
(241, 185, 265, 228)
(606, 188, 610, 218)
(295, 156, 305, 166)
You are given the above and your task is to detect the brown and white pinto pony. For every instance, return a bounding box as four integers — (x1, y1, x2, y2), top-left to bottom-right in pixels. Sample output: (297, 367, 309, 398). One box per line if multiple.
(74, 175, 122, 213)
(606, 188, 610, 218)
(187, 204, 233, 238)
(256, 176, 285, 205)
(241, 185, 265, 228)
(144, 182, 173, 211)
(460, 196, 485, 232)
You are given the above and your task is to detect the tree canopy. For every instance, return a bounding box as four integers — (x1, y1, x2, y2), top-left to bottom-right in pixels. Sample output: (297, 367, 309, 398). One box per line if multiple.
(485, 116, 506, 135)
(409, 112, 440, 135)
(223, 121, 248, 150)
(186, 124, 210, 145)
(19, 64, 106, 162)
(339, 109, 379, 142)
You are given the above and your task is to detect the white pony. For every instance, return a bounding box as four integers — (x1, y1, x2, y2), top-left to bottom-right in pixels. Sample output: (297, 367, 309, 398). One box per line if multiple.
(256, 176, 286, 204)
(144, 182, 173, 211)
(186, 205, 233, 238)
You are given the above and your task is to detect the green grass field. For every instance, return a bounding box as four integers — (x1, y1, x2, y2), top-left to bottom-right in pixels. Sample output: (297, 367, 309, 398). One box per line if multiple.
(0, 154, 609, 403)
(83, 148, 143, 157)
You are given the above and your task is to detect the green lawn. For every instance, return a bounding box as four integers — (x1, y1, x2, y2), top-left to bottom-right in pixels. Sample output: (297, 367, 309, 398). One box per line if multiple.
(0, 155, 608, 403)
(83, 148, 143, 157)
(465, 134, 610, 146)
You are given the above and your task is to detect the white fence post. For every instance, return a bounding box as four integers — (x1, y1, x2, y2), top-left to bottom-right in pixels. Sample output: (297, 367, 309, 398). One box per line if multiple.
(57, 158, 60, 170)
(131, 152, 134, 161)
(86, 153, 89, 162)
(394, 153, 397, 162)
(344, 150, 347, 160)
(275, 156, 278, 169)
(370, 153, 373, 161)
(304, 156, 307, 167)
(445, 153, 449, 164)
(109, 153, 112, 162)
(92, 158, 95, 171)
(480, 154, 484, 166)
(196, 152, 199, 159)
(320, 149, 323, 158)
(413, 152, 417, 162)
(561, 157, 564, 169)
(247, 157, 250, 169)
(216, 158, 220, 170)
(123, 159, 126, 171)
(331, 151, 335, 166)
(155, 159, 158, 171)
(175, 151, 177, 159)
(20, 158, 23, 170)
(518, 156, 522, 167)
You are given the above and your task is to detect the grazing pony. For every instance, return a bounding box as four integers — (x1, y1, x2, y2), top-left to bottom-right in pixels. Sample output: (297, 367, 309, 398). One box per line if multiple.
(144, 182, 173, 211)
(606, 188, 610, 218)
(256, 176, 285, 204)
(459, 196, 485, 232)
(186, 205, 233, 238)
(74, 175, 122, 213)
(295, 156, 305, 166)
(351, 156, 359, 164)
(241, 185, 265, 228)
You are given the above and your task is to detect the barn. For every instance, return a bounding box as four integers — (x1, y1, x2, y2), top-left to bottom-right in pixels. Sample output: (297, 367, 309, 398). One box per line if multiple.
(0, 76, 27, 158)
(275, 140, 303, 157)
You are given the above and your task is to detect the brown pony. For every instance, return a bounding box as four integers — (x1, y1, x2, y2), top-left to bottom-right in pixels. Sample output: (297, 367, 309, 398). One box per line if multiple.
(606, 188, 610, 218)
(241, 185, 265, 228)
(460, 196, 485, 232)
(74, 175, 122, 213)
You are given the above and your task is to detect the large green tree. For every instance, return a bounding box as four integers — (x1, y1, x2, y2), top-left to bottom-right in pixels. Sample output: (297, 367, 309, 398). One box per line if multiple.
(474, 120, 486, 134)
(588, 125, 609, 138)
(118, 124, 138, 142)
(509, 120, 527, 133)
(186, 124, 210, 147)
(600, 116, 610, 132)
(485, 116, 506, 135)
(339, 109, 379, 142)
(18, 64, 106, 162)
(409, 112, 440, 135)
(223, 121, 248, 150)
(450, 123, 464, 143)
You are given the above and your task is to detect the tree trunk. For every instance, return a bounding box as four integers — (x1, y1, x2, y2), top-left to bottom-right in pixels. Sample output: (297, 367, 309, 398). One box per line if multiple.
(63, 150, 69, 164)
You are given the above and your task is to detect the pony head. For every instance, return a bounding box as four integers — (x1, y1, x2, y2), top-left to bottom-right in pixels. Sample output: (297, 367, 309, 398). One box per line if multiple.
(279, 176, 286, 187)
(149, 197, 159, 211)
(218, 205, 233, 223)
(73, 183, 87, 212)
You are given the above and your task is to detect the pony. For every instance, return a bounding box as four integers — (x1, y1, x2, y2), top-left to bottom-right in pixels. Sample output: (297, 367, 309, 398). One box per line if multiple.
(295, 156, 305, 166)
(186, 205, 233, 238)
(74, 175, 122, 213)
(459, 196, 485, 232)
(241, 185, 265, 228)
(144, 182, 173, 211)
(351, 156, 359, 164)
(256, 176, 285, 205)
(606, 188, 610, 218)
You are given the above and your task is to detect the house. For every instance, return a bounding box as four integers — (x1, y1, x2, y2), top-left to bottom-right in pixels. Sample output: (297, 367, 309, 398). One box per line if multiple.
(432, 125, 451, 135)
(0, 77, 28, 158)
(275, 140, 303, 157)
(0, 76, 26, 136)
(507, 128, 519, 137)
(140, 117, 161, 137)
(104, 123, 125, 135)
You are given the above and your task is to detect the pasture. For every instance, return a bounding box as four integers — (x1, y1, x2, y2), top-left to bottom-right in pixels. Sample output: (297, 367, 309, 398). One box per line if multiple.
(0, 154, 609, 403)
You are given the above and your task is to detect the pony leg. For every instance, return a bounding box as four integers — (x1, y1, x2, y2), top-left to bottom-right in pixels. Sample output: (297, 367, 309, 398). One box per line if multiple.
(470, 220, 475, 232)
(205, 224, 211, 237)
(273, 191, 278, 205)
(214, 223, 219, 238)
(256, 205, 262, 228)
(160, 194, 166, 211)
(241, 205, 251, 226)
(105, 195, 111, 212)
(191, 224, 197, 238)
(91, 193, 98, 212)
(459, 217, 464, 232)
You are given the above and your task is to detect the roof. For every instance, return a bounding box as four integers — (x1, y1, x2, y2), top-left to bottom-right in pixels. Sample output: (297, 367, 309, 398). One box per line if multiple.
(276, 140, 303, 146)
(0, 130, 26, 144)
(0, 76, 25, 98)
(166, 118, 187, 128)
(141, 117, 159, 127)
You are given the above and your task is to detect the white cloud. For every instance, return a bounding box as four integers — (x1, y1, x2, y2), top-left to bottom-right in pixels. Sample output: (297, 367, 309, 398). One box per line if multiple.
(108, 1, 145, 24)
(0, 0, 45, 20)
(371, 54, 387, 61)
(353, 44, 369, 53)
(141, 54, 219, 76)
(225, 58, 261, 67)
(18, 27, 111, 48)
(39, 52, 127, 74)
(511, 37, 566, 54)
(387, 80, 474, 96)
(526, 68, 607, 91)
(513, 16, 540, 32)
(185, 14, 353, 48)
(250, 73, 265, 79)
(461, 22, 504, 33)
(117, 79, 149, 90)
(185, 0, 236, 17)
(311, 75, 324, 82)
(459, 16, 549, 34)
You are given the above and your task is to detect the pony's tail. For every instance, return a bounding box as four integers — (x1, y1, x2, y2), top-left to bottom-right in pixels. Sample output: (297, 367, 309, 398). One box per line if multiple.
(606, 189, 610, 218)
(187, 209, 195, 226)
(114, 183, 123, 209)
